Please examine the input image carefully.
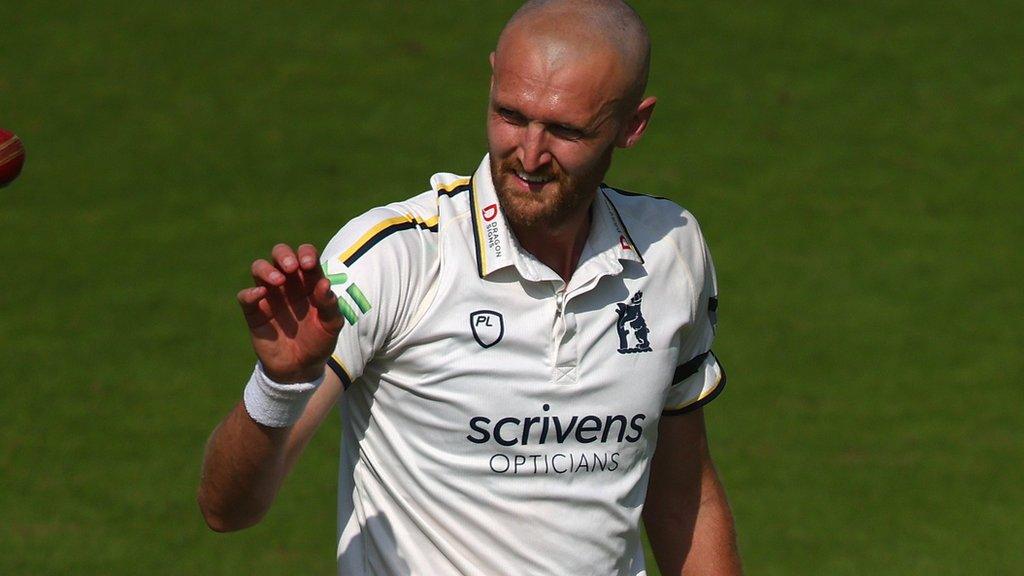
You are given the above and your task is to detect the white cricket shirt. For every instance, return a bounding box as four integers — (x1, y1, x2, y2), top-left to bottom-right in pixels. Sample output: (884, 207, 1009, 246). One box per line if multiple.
(321, 155, 724, 576)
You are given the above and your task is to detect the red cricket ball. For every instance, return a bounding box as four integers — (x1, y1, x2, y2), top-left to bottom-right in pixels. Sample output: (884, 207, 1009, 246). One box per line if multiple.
(0, 128, 26, 187)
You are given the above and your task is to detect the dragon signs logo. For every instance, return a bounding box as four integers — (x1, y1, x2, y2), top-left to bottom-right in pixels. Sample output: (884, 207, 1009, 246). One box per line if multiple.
(481, 204, 504, 261)
(615, 291, 652, 354)
(470, 310, 504, 348)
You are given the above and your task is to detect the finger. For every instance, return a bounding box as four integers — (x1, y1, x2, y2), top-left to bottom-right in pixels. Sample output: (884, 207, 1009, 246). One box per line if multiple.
(271, 243, 299, 274)
(297, 245, 327, 296)
(281, 264, 311, 307)
(237, 286, 271, 328)
(311, 277, 344, 330)
(251, 259, 286, 287)
(237, 285, 267, 311)
(264, 281, 300, 336)
(297, 244, 324, 284)
(296, 244, 321, 272)
(251, 259, 294, 330)
(270, 244, 312, 305)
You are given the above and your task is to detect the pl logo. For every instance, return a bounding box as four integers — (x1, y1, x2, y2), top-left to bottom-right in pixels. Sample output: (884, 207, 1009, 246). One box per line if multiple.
(470, 310, 504, 348)
(615, 291, 652, 354)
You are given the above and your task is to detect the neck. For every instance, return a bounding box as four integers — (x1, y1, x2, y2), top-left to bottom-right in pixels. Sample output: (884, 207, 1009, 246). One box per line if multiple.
(512, 200, 593, 283)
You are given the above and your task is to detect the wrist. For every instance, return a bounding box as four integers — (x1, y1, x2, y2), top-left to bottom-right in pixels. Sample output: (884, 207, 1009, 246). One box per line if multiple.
(263, 363, 326, 384)
(243, 362, 325, 428)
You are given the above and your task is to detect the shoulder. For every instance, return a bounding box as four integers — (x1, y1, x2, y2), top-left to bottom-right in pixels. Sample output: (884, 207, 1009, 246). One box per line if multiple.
(321, 168, 475, 275)
(322, 190, 441, 269)
(603, 186, 720, 333)
(318, 171, 474, 340)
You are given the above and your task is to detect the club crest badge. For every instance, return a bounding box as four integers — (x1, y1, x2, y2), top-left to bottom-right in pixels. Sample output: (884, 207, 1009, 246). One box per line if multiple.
(470, 310, 504, 348)
(615, 291, 652, 354)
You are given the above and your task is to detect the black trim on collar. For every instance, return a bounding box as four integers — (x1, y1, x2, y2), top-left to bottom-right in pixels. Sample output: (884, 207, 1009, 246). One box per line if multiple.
(467, 177, 485, 278)
(600, 188, 646, 265)
(602, 184, 670, 202)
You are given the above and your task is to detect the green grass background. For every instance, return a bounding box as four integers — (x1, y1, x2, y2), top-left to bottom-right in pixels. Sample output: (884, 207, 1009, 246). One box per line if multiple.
(1, 1, 1021, 574)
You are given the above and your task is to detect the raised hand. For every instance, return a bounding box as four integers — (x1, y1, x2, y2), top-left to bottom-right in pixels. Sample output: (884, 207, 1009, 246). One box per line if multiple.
(237, 243, 344, 383)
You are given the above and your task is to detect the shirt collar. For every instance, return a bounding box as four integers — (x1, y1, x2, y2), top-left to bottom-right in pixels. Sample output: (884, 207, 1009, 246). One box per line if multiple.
(469, 155, 643, 280)
(469, 157, 517, 277)
(593, 186, 645, 266)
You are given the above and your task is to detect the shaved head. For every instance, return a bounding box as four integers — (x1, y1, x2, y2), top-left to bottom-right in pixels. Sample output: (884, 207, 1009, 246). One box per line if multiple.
(496, 0, 651, 107)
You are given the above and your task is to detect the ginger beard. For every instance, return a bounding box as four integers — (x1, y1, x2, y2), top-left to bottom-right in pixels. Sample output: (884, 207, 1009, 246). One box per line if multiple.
(489, 144, 614, 231)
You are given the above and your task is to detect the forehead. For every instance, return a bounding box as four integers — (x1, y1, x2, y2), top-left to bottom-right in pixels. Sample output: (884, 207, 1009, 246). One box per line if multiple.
(490, 40, 625, 126)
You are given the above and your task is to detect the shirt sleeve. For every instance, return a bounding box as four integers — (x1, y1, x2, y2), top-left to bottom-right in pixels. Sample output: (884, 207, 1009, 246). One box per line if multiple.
(663, 229, 725, 415)
(319, 204, 437, 388)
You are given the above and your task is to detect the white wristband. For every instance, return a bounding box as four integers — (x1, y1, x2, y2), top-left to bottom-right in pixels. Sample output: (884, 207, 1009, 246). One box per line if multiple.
(243, 362, 325, 428)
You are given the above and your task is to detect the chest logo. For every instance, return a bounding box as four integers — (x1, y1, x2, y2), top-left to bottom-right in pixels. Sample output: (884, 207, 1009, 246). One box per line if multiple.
(615, 291, 652, 354)
(470, 310, 504, 348)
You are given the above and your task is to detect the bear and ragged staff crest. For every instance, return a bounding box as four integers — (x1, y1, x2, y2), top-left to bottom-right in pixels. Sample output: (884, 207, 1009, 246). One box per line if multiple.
(615, 291, 652, 354)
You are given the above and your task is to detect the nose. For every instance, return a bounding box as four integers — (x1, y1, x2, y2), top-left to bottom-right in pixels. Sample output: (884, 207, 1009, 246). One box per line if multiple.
(518, 123, 551, 173)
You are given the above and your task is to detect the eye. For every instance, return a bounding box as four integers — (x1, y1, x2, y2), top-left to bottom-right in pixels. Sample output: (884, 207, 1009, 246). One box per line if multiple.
(548, 124, 584, 141)
(497, 108, 527, 126)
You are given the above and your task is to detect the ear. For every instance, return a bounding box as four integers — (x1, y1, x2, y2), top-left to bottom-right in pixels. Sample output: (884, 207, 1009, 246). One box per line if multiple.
(616, 96, 657, 149)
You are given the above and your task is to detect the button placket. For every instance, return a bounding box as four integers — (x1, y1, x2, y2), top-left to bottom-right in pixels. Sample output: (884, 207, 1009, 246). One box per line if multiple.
(551, 285, 579, 384)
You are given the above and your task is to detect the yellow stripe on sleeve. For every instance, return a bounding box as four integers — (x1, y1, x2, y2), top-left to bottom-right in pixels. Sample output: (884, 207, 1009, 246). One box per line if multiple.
(336, 213, 437, 265)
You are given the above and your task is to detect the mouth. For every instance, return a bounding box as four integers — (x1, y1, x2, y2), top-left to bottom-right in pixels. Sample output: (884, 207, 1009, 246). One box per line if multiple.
(512, 169, 555, 192)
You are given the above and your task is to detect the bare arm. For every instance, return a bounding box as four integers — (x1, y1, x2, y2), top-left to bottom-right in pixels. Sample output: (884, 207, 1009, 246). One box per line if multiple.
(198, 371, 342, 531)
(197, 243, 345, 532)
(643, 408, 742, 575)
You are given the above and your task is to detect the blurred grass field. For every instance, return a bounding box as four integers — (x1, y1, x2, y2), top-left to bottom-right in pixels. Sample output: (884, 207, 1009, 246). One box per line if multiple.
(1, 1, 1021, 574)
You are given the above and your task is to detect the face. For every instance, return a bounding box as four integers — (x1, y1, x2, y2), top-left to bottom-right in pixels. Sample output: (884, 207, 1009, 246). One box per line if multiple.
(486, 36, 640, 231)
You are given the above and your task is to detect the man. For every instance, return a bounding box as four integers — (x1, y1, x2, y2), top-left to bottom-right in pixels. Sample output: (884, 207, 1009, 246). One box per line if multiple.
(199, 1, 743, 574)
